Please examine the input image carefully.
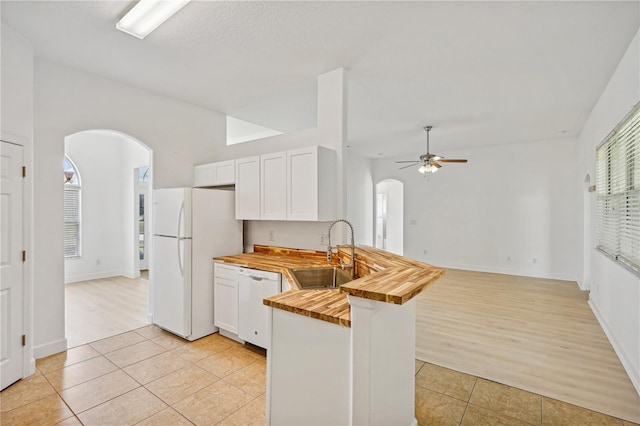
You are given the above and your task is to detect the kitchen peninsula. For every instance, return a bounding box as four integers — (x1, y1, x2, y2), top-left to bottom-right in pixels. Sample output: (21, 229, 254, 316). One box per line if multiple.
(215, 245, 445, 425)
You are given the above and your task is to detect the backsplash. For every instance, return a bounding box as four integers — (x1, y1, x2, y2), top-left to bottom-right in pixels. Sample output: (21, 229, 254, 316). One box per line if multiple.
(243, 220, 333, 253)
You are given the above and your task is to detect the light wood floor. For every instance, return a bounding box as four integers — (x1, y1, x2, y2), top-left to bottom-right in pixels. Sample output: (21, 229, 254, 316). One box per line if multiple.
(65, 275, 149, 349)
(416, 268, 640, 423)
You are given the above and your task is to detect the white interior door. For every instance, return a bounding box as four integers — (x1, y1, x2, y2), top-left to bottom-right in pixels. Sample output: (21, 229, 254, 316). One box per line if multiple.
(1, 141, 24, 390)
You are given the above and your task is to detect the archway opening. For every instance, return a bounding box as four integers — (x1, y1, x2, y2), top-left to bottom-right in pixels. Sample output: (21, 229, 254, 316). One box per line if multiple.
(375, 179, 404, 255)
(64, 129, 152, 347)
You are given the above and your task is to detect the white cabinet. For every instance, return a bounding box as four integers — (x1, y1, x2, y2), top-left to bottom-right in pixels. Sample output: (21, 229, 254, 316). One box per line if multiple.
(260, 151, 287, 220)
(234, 146, 336, 221)
(214, 263, 240, 334)
(238, 268, 281, 349)
(235, 156, 261, 220)
(194, 160, 235, 187)
(286, 146, 336, 221)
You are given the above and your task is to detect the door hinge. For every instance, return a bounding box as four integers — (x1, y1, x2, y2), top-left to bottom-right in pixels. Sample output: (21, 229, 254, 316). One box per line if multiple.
(22, 166, 26, 178)
(22, 251, 26, 262)
(21, 335, 26, 346)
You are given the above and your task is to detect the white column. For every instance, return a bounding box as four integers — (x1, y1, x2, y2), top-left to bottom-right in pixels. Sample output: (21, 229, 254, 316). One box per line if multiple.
(349, 295, 417, 426)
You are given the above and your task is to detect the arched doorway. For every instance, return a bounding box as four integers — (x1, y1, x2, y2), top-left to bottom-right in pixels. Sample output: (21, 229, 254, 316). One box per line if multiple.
(375, 179, 404, 255)
(64, 129, 152, 347)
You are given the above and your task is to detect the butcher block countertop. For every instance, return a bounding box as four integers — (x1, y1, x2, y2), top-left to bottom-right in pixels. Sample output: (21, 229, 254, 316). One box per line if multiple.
(214, 245, 445, 327)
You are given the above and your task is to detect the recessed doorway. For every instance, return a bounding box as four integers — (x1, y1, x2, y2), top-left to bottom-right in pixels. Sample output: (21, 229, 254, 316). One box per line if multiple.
(375, 179, 404, 255)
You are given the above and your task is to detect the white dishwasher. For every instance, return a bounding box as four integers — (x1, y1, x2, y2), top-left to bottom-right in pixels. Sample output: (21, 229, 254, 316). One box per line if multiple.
(238, 267, 281, 349)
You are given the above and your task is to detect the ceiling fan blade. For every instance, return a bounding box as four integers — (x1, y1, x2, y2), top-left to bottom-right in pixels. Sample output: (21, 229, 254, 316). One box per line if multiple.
(439, 159, 468, 163)
(395, 160, 421, 163)
(398, 163, 419, 170)
(432, 161, 442, 168)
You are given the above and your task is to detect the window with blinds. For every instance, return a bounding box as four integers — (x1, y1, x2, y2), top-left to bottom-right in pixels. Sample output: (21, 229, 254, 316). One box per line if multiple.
(595, 104, 640, 275)
(64, 156, 81, 258)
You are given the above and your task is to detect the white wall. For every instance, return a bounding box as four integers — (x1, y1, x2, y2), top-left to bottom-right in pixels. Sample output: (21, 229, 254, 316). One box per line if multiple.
(373, 136, 579, 280)
(376, 180, 403, 255)
(224, 69, 350, 251)
(64, 131, 149, 283)
(346, 151, 374, 246)
(1, 23, 36, 376)
(32, 59, 226, 358)
(577, 29, 640, 394)
(244, 221, 331, 253)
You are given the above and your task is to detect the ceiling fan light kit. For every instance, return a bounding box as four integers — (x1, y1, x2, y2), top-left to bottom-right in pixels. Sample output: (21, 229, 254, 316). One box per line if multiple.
(397, 125, 468, 174)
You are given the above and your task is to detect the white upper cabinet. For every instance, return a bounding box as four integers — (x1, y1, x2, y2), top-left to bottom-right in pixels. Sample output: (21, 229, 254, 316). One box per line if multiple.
(235, 146, 336, 221)
(193, 160, 235, 187)
(287, 146, 336, 221)
(235, 156, 261, 220)
(260, 151, 287, 220)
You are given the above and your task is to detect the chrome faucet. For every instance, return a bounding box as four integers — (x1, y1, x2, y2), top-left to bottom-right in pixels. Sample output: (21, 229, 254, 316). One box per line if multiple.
(327, 219, 356, 279)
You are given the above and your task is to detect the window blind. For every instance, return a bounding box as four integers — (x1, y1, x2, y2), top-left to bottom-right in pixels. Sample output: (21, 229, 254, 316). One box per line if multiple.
(64, 185, 81, 257)
(596, 104, 640, 274)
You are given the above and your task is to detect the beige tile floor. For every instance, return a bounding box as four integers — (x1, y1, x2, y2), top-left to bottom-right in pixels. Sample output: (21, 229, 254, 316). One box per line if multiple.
(2, 326, 639, 426)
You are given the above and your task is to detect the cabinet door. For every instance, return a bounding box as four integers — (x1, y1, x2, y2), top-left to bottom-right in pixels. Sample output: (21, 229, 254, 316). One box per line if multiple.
(213, 160, 235, 185)
(194, 163, 215, 187)
(214, 277, 238, 333)
(235, 156, 260, 220)
(261, 152, 287, 220)
(287, 147, 318, 221)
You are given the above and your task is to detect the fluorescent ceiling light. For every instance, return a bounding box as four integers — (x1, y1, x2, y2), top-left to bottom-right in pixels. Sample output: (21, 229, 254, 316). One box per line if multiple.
(117, 0, 191, 40)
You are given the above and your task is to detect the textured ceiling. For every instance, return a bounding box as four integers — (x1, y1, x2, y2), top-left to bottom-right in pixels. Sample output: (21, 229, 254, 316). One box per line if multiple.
(2, 1, 638, 158)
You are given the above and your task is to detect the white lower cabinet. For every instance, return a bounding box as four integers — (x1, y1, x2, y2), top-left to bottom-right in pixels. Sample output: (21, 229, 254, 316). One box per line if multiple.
(214, 263, 240, 334)
(238, 268, 281, 349)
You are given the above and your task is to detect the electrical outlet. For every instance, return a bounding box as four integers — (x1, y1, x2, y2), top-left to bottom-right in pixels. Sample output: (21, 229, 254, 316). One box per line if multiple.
(410, 219, 417, 225)
(506, 256, 511, 262)
(96, 259, 101, 266)
(423, 249, 427, 255)
(268, 230, 275, 242)
(320, 234, 328, 245)
(532, 258, 537, 264)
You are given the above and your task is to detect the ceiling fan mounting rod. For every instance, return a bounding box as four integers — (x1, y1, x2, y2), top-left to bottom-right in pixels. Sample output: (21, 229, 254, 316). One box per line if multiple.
(423, 125, 432, 156)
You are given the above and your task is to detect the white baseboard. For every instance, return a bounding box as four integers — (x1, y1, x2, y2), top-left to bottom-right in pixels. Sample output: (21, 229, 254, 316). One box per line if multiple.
(33, 337, 67, 359)
(434, 261, 577, 282)
(65, 269, 138, 284)
(589, 298, 640, 396)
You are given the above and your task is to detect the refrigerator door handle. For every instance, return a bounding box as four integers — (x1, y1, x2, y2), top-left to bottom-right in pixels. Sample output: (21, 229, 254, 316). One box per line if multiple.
(177, 201, 184, 277)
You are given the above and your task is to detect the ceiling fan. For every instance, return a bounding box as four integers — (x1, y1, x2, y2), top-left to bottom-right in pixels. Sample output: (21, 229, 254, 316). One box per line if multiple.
(396, 126, 468, 173)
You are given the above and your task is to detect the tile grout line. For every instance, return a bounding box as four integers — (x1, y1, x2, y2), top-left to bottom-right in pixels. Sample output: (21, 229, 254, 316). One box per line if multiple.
(49, 330, 159, 422)
(458, 376, 479, 425)
(38, 364, 83, 424)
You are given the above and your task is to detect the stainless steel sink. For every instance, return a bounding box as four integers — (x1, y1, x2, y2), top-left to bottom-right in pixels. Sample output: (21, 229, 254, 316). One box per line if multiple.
(289, 267, 354, 289)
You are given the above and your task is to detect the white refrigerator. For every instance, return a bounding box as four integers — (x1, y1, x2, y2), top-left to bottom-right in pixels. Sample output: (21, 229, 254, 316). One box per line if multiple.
(152, 188, 242, 341)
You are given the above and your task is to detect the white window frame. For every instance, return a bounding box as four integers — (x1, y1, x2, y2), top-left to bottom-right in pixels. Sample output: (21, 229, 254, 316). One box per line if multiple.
(595, 103, 640, 275)
(64, 156, 82, 258)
